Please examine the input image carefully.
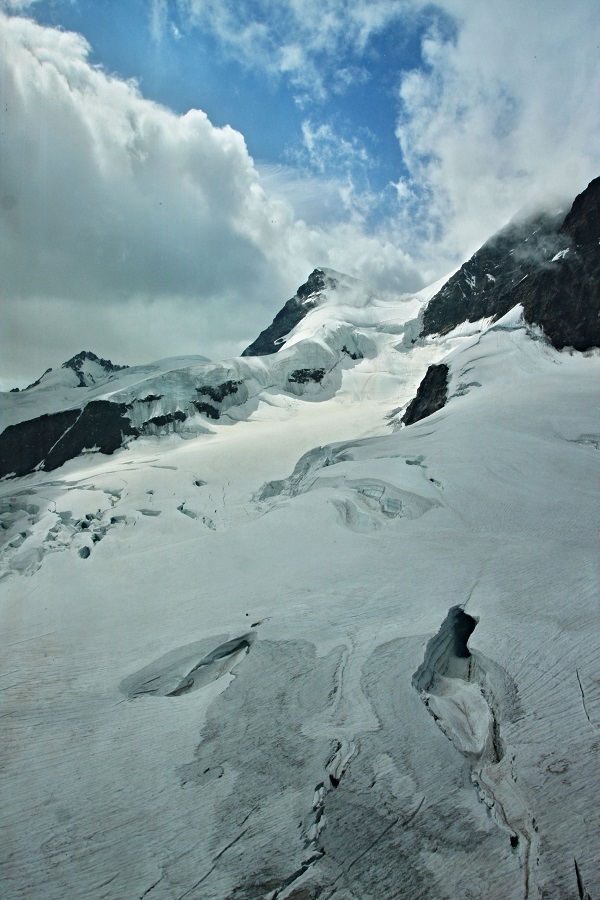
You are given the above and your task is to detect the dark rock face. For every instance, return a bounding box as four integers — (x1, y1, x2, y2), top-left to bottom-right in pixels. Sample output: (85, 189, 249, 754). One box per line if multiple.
(144, 411, 186, 429)
(401, 364, 449, 426)
(0, 409, 78, 477)
(192, 381, 243, 419)
(63, 350, 128, 375)
(130, 394, 164, 404)
(422, 176, 600, 350)
(513, 176, 600, 350)
(560, 175, 600, 246)
(0, 401, 138, 478)
(193, 401, 220, 420)
(196, 380, 241, 403)
(242, 269, 333, 356)
(421, 210, 565, 338)
(288, 368, 326, 384)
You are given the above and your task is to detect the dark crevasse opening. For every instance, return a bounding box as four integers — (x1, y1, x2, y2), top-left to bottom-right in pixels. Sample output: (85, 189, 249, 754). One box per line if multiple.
(412, 605, 478, 692)
(452, 607, 477, 658)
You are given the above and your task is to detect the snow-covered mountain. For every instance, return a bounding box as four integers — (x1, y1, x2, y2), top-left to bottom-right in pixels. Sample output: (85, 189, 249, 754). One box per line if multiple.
(1, 179, 599, 900)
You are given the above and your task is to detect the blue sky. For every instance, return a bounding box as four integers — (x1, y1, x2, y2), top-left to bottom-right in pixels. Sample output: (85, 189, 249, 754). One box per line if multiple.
(1, 0, 599, 384)
(23, 0, 439, 217)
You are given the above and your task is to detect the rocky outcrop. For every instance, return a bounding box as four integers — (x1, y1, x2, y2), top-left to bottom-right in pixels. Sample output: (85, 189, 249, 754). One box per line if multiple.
(0, 400, 138, 478)
(192, 400, 220, 420)
(422, 176, 600, 350)
(63, 350, 128, 375)
(192, 378, 247, 420)
(401, 364, 449, 426)
(560, 175, 600, 246)
(196, 380, 242, 403)
(514, 176, 600, 349)
(421, 210, 565, 339)
(288, 368, 326, 384)
(242, 269, 333, 356)
(143, 411, 187, 430)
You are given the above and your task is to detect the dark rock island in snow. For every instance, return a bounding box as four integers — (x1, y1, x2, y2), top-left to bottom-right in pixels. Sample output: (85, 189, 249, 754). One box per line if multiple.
(401, 364, 449, 426)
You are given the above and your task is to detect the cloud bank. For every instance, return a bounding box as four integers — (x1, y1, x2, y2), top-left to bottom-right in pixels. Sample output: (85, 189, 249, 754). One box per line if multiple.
(0, 11, 419, 383)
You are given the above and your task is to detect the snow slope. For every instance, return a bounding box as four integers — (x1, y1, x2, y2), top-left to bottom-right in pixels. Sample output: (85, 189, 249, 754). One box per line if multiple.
(1, 278, 599, 898)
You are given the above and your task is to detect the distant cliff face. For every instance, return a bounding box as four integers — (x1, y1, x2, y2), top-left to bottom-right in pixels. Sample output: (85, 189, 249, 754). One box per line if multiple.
(421, 176, 600, 351)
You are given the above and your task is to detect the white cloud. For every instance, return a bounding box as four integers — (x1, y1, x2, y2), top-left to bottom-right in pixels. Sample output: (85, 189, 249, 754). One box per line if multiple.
(0, 12, 300, 378)
(176, 0, 600, 277)
(0, 0, 39, 9)
(300, 122, 370, 174)
(0, 12, 421, 384)
(149, 0, 169, 43)
(0, 13, 296, 300)
(395, 0, 600, 270)
(177, 0, 406, 101)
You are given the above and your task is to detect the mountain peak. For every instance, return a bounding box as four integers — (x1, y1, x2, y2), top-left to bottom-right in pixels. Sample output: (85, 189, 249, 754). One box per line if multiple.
(296, 268, 329, 300)
(559, 175, 600, 246)
(61, 351, 129, 387)
(62, 350, 128, 374)
(420, 175, 600, 350)
(242, 267, 338, 357)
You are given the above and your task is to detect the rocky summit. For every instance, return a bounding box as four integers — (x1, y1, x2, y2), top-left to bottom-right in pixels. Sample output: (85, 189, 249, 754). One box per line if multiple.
(242, 268, 335, 356)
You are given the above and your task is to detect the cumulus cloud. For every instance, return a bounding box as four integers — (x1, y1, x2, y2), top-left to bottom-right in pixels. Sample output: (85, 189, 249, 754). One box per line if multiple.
(0, 12, 420, 383)
(0, 13, 299, 379)
(0, 14, 298, 298)
(3, 2, 598, 384)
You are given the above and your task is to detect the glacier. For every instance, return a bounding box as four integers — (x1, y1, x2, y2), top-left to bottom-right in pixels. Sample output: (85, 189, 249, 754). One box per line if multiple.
(1, 188, 600, 899)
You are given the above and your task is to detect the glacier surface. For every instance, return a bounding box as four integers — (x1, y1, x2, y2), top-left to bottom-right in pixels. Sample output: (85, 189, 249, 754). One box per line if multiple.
(1, 274, 599, 899)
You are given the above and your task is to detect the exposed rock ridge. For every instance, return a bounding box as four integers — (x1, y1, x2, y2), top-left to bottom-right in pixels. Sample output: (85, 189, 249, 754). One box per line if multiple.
(0, 401, 138, 478)
(13, 368, 53, 392)
(401, 364, 449, 426)
(422, 176, 600, 350)
(513, 176, 600, 349)
(242, 268, 333, 356)
(62, 350, 128, 374)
